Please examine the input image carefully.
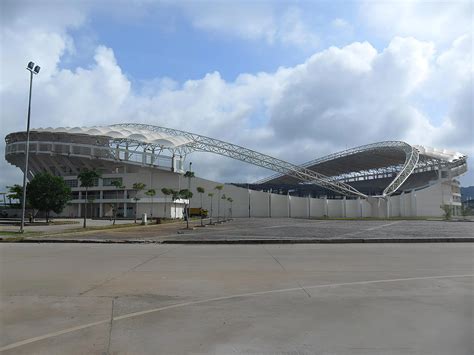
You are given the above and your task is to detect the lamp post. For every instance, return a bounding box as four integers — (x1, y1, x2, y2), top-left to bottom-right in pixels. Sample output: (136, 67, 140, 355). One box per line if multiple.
(20, 61, 40, 233)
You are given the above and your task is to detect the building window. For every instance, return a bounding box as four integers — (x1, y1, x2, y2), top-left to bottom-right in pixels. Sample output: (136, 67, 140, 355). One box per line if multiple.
(103, 177, 123, 186)
(65, 179, 78, 188)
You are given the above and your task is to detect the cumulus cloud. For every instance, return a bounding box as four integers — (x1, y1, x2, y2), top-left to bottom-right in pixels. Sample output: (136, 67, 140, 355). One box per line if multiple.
(1, 1, 472, 187)
(360, 0, 472, 45)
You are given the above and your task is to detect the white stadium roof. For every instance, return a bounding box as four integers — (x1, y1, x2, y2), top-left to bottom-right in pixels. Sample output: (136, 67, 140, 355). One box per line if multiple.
(33, 126, 192, 149)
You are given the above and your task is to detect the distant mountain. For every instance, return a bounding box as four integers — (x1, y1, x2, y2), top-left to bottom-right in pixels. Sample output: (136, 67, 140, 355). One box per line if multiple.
(461, 186, 474, 202)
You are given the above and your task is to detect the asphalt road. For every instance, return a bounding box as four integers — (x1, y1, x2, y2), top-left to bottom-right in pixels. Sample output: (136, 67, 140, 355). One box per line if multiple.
(1, 243, 473, 354)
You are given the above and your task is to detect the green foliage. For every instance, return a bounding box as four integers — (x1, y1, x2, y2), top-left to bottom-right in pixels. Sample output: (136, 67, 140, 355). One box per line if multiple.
(77, 169, 101, 188)
(208, 192, 214, 197)
(179, 189, 193, 200)
(214, 185, 223, 191)
(169, 189, 179, 201)
(227, 197, 233, 203)
(145, 189, 156, 197)
(132, 182, 146, 192)
(221, 193, 227, 200)
(161, 187, 171, 196)
(111, 179, 125, 189)
(440, 204, 452, 220)
(197, 186, 205, 194)
(27, 172, 71, 221)
(7, 184, 23, 206)
(184, 171, 195, 178)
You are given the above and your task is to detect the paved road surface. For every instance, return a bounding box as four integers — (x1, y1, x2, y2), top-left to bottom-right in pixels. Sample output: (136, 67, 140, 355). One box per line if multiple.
(1, 243, 473, 354)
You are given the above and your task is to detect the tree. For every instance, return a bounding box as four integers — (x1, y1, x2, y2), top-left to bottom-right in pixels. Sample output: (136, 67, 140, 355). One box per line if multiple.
(227, 197, 233, 218)
(77, 169, 101, 228)
(461, 204, 471, 219)
(111, 179, 125, 225)
(215, 185, 224, 222)
(169, 189, 179, 218)
(179, 189, 194, 229)
(221, 194, 227, 220)
(440, 204, 452, 220)
(132, 182, 146, 223)
(145, 189, 157, 220)
(184, 170, 195, 217)
(161, 188, 172, 218)
(6, 184, 23, 207)
(26, 172, 71, 223)
(208, 192, 214, 225)
(196, 186, 205, 226)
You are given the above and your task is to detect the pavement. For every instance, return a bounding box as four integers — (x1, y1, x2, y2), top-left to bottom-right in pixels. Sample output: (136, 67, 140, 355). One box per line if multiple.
(1, 243, 473, 354)
(6, 217, 474, 243)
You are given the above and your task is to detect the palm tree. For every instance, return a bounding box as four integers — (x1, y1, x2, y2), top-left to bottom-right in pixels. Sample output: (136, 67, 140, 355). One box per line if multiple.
(221, 194, 227, 220)
(111, 179, 125, 225)
(169, 189, 179, 218)
(196, 186, 205, 226)
(184, 170, 195, 217)
(145, 189, 157, 220)
(208, 192, 214, 225)
(179, 189, 193, 229)
(227, 197, 233, 219)
(161, 188, 171, 218)
(77, 169, 101, 228)
(215, 185, 223, 222)
(132, 182, 146, 223)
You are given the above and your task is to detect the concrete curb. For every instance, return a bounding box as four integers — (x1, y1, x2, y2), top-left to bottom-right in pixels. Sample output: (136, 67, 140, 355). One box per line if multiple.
(1, 237, 473, 244)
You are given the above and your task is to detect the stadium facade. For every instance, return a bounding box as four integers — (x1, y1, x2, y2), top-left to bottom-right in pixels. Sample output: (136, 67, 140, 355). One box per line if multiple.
(5, 124, 467, 218)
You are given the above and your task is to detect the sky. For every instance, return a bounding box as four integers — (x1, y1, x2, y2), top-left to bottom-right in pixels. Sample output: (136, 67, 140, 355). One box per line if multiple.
(0, 0, 473, 189)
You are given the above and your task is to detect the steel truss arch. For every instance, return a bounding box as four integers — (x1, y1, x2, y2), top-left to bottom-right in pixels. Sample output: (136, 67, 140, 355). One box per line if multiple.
(113, 123, 367, 198)
(255, 141, 420, 197)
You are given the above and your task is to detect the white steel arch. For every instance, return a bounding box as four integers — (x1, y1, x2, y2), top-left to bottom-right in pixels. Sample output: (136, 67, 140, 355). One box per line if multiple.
(113, 123, 368, 198)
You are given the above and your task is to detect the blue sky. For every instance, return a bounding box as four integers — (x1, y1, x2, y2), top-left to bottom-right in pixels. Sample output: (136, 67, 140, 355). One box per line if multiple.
(1, 0, 473, 187)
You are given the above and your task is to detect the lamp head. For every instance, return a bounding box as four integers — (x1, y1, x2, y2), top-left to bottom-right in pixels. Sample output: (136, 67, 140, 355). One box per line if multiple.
(33, 66, 41, 74)
(27, 62, 35, 70)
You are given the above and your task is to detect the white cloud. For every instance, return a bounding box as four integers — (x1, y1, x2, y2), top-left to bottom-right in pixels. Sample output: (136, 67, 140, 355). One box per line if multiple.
(1, 1, 473, 188)
(360, 0, 472, 45)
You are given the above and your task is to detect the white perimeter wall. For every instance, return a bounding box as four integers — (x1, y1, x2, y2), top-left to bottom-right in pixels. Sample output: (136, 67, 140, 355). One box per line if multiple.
(63, 167, 451, 218)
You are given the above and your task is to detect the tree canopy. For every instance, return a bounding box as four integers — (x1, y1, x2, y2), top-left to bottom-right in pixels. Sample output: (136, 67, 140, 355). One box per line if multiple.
(27, 172, 71, 221)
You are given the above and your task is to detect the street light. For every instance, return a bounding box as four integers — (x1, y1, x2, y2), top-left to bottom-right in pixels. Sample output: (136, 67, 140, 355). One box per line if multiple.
(20, 61, 40, 233)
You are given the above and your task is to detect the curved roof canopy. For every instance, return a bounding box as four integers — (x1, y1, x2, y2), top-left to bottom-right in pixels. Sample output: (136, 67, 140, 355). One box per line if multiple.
(31, 126, 192, 148)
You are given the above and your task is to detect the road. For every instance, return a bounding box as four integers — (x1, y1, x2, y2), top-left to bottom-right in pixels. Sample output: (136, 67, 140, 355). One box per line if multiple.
(1, 243, 473, 354)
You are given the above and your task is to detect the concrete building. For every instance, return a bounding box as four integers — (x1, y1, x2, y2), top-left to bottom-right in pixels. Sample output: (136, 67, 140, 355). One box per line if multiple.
(5, 124, 468, 219)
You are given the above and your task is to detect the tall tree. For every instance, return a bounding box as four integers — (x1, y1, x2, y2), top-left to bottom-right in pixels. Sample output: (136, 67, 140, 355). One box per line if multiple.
(215, 185, 224, 222)
(132, 182, 146, 223)
(6, 184, 23, 207)
(27, 172, 71, 223)
(179, 189, 193, 229)
(208, 192, 214, 225)
(184, 170, 195, 217)
(227, 197, 233, 218)
(145, 188, 157, 220)
(77, 169, 101, 228)
(161, 188, 171, 218)
(196, 186, 205, 226)
(221, 194, 227, 220)
(169, 189, 179, 218)
(111, 179, 125, 225)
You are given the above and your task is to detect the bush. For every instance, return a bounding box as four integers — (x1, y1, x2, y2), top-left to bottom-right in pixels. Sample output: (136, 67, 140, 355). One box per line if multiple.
(440, 204, 452, 220)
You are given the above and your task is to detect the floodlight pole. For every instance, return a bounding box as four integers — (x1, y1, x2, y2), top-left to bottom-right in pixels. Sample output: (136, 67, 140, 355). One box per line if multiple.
(20, 63, 39, 233)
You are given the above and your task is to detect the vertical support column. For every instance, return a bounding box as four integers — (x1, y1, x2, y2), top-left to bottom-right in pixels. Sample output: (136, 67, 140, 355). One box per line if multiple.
(123, 202, 127, 217)
(287, 193, 291, 218)
(411, 190, 417, 217)
(268, 192, 271, 218)
(308, 195, 311, 219)
(248, 189, 251, 218)
(358, 197, 362, 218)
(400, 192, 405, 217)
(343, 196, 347, 218)
(324, 197, 329, 217)
(386, 196, 390, 219)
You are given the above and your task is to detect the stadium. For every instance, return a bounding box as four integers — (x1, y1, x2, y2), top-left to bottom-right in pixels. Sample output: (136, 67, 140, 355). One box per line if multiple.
(5, 123, 467, 218)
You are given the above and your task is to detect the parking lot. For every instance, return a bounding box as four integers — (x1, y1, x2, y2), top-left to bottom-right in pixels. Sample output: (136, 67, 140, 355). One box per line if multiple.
(1, 239, 473, 354)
